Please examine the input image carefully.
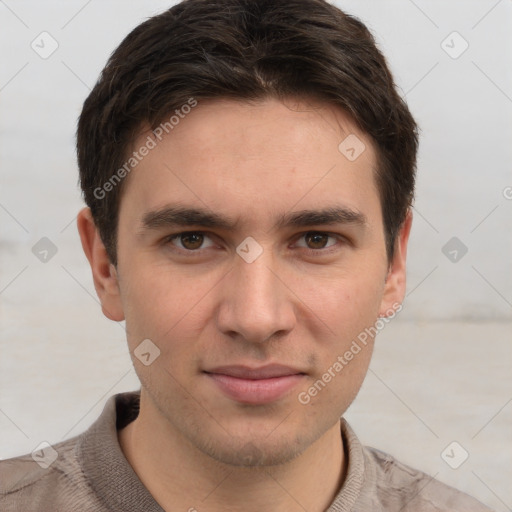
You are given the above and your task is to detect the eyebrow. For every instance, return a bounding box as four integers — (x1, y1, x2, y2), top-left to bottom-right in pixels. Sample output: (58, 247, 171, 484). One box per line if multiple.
(138, 204, 367, 235)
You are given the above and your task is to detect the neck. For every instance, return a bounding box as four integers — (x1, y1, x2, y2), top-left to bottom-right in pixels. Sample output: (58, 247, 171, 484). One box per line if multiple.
(118, 392, 346, 512)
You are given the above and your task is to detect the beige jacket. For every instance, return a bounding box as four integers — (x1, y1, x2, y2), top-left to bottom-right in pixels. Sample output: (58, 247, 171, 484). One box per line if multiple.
(0, 391, 494, 511)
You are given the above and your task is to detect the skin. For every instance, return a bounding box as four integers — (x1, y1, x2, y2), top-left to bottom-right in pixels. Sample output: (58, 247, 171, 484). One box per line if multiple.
(77, 96, 412, 512)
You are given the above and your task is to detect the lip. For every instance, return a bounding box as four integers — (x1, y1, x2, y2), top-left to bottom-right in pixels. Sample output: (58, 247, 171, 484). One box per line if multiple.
(204, 365, 305, 404)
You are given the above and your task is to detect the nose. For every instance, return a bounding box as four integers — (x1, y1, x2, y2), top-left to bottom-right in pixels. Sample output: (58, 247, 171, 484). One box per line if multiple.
(216, 247, 296, 344)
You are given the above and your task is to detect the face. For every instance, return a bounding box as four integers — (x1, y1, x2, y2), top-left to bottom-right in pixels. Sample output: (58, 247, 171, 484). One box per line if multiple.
(81, 97, 410, 467)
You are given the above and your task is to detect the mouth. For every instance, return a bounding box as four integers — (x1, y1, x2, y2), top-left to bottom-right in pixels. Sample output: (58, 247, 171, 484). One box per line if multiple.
(203, 365, 306, 405)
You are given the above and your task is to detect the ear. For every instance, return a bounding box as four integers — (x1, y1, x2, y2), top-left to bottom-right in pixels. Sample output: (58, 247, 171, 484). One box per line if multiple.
(77, 207, 125, 322)
(378, 209, 413, 317)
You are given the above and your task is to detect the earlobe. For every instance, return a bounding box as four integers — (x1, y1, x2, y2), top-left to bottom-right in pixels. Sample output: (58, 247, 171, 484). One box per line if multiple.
(76, 207, 125, 322)
(378, 210, 413, 317)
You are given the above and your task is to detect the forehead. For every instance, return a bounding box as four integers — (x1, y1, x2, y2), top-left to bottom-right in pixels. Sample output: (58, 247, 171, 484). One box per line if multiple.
(119, 97, 380, 229)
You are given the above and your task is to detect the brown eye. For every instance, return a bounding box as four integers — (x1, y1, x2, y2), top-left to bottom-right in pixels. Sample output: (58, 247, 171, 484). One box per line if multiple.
(180, 233, 204, 250)
(304, 232, 330, 249)
(293, 231, 341, 254)
(168, 232, 214, 251)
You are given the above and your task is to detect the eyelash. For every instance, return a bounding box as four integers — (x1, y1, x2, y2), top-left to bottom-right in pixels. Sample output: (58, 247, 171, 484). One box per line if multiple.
(163, 231, 345, 257)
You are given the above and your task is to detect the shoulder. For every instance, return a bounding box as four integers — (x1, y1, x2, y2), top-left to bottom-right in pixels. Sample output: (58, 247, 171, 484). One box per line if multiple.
(362, 446, 494, 511)
(0, 436, 103, 512)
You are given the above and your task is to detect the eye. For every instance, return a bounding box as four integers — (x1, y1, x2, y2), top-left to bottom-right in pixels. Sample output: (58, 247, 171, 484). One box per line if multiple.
(164, 230, 344, 256)
(167, 231, 215, 251)
(294, 231, 341, 252)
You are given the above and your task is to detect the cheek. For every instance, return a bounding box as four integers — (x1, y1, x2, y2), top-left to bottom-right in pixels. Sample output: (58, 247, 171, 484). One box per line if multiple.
(296, 266, 384, 402)
(296, 278, 380, 413)
(301, 267, 386, 337)
(120, 263, 219, 352)
(297, 348, 372, 419)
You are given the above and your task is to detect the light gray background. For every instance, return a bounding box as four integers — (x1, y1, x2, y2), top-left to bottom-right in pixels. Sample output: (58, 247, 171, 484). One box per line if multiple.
(1, 1, 511, 510)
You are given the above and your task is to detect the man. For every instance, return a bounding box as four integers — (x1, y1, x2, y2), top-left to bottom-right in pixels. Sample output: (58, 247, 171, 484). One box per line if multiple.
(0, 0, 494, 510)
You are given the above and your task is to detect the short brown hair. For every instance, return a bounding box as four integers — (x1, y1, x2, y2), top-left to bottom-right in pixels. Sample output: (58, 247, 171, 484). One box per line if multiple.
(77, 0, 419, 266)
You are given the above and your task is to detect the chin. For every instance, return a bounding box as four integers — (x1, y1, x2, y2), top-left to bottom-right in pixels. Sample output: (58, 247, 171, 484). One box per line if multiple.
(199, 435, 306, 468)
